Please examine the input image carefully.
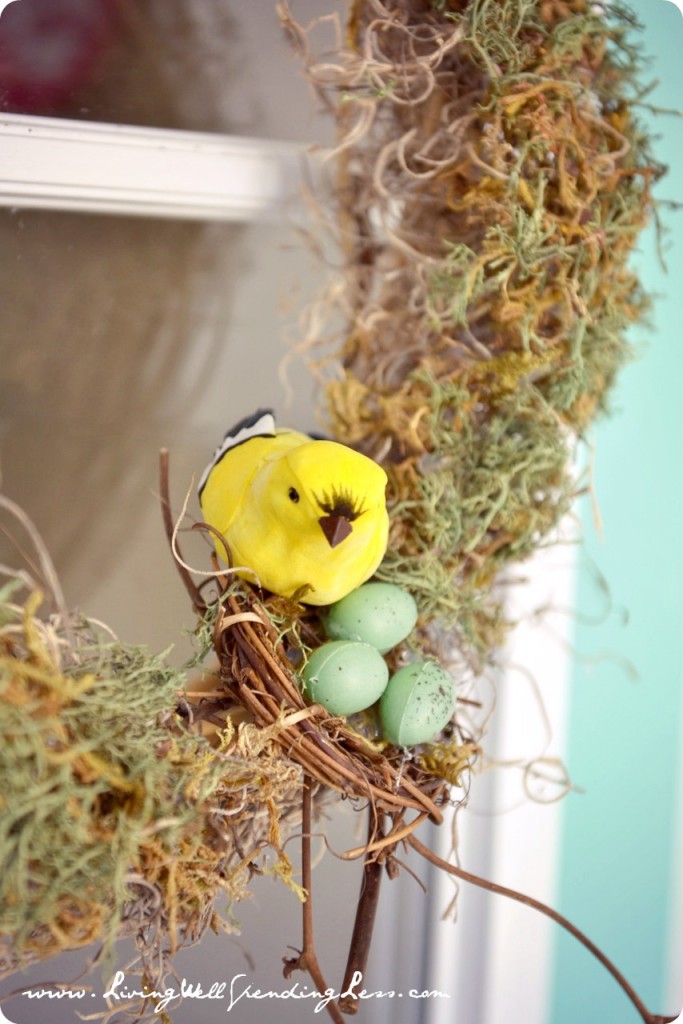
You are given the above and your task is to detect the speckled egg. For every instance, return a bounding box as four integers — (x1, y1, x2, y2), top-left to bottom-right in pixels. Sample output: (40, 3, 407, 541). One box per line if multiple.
(379, 660, 455, 746)
(301, 640, 389, 716)
(323, 582, 418, 654)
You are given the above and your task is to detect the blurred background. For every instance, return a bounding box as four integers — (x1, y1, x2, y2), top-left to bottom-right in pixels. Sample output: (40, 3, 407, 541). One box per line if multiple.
(0, 1, 681, 1022)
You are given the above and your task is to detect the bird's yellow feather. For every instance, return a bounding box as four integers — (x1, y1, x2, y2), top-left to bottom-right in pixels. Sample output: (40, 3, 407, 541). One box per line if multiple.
(199, 421, 389, 605)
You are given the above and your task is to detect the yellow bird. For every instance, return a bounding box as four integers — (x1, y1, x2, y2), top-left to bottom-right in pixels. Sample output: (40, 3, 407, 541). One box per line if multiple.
(198, 409, 389, 605)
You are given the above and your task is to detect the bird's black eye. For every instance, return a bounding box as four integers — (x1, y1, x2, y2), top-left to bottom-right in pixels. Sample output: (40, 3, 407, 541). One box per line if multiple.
(288, 487, 300, 503)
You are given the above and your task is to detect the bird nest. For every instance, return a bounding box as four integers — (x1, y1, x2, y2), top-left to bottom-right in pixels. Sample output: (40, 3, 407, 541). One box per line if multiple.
(211, 590, 449, 829)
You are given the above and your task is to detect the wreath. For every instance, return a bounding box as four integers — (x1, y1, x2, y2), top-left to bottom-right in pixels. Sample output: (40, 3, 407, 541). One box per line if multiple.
(0, 4, 676, 1023)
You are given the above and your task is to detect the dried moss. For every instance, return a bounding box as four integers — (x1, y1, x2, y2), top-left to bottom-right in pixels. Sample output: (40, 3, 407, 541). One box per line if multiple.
(0, 583, 304, 977)
(369, 373, 571, 645)
(285, 0, 663, 656)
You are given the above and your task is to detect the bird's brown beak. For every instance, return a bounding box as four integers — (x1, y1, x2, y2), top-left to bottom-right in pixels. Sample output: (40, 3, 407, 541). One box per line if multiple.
(319, 514, 353, 548)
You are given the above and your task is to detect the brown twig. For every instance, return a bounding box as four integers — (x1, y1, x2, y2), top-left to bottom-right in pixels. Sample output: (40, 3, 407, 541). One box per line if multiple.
(158, 449, 206, 615)
(407, 835, 678, 1024)
(340, 811, 429, 861)
(283, 774, 345, 1024)
(338, 811, 385, 1015)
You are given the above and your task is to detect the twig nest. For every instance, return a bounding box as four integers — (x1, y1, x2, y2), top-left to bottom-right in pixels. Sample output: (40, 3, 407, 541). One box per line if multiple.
(206, 583, 447, 824)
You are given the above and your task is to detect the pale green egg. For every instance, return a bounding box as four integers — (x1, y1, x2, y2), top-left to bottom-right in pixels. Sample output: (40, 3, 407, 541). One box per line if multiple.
(301, 640, 389, 716)
(380, 661, 455, 746)
(323, 582, 418, 654)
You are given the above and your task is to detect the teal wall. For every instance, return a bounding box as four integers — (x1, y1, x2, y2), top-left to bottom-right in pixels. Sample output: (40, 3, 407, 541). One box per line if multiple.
(551, 3, 683, 1022)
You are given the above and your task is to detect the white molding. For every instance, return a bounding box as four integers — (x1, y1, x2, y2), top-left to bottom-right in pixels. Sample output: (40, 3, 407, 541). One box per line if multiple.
(0, 113, 308, 222)
(423, 522, 578, 1024)
(480, 527, 578, 1024)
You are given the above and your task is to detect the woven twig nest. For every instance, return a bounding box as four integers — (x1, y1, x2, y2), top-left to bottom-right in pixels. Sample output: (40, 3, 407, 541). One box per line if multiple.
(211, 580, 448, 832)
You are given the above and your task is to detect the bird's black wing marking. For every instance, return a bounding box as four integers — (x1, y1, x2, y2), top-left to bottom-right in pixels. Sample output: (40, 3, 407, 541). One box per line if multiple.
(225, 408, 275, 439)
(198, 408, 276, 498)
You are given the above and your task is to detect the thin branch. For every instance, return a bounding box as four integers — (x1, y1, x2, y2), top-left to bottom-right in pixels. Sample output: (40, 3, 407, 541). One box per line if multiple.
(158, 448, 206, 614)
(338, 812, 385, 1014)
(0, 493, 67, 616)
(283, 775, 345, 1024)
(408, 835, 678, 1024)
